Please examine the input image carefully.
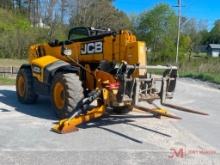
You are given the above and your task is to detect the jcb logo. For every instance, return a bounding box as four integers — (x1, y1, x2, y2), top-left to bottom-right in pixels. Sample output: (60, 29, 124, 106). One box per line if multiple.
(81, 41, 103, 55)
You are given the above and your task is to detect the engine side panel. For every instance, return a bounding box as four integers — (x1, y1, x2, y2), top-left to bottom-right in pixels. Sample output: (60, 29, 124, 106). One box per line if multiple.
(28, 30, 147, 76)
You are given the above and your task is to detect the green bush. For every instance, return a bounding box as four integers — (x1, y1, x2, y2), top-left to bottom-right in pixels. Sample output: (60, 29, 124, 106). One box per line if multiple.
(0, 8, 66, 59)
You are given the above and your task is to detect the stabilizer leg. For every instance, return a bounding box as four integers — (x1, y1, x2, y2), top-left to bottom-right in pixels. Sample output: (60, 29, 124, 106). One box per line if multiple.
(52, 105, 106, 134)
(52, 89, 106, 134)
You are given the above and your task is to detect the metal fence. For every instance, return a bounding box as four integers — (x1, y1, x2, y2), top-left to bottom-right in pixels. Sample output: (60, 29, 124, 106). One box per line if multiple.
(0, 66, 19, 77)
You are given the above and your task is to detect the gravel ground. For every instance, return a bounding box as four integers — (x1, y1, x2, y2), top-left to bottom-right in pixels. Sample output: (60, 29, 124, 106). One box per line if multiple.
(0, 78, 219, 165)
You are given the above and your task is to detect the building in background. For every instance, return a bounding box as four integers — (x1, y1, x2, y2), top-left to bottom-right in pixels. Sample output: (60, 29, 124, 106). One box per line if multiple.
(207, 44, 220, 57)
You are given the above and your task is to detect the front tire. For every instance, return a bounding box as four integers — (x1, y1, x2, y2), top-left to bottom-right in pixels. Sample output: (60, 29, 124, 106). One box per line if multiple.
(51, 73, 83, 119)
(16, 67, 38, 104)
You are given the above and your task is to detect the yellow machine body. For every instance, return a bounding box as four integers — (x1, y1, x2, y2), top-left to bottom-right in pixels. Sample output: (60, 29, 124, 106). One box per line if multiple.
(28, 30, 146, 88)
(29, 31, 146, 64)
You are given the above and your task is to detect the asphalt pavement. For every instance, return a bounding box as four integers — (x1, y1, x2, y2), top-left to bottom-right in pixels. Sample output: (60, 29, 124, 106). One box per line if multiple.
(0, 78, 219, 165)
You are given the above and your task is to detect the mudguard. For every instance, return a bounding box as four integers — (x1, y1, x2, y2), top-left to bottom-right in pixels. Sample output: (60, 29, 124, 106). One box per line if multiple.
(31, 55, 79, 84)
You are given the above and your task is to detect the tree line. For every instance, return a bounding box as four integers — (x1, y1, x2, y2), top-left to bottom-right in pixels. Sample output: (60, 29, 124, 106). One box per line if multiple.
(0, 1, 219, 62)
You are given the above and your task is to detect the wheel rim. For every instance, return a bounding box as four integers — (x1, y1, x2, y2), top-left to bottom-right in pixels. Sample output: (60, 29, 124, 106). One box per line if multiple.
(17, 75, 25, 97)
(53, 82, 65, 109)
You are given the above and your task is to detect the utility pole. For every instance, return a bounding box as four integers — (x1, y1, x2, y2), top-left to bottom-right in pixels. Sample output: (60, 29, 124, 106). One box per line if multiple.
(176, 0, 181, 65)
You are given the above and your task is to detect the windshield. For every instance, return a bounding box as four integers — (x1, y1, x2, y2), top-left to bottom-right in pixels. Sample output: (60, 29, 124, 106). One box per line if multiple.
(68, 28, 89, 40)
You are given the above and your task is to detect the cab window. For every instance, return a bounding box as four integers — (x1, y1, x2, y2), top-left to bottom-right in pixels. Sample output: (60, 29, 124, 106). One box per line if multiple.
(68, 28, 89, 40)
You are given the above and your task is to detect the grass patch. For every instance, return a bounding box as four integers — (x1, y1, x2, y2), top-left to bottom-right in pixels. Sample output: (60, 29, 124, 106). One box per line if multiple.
(179, 72, 220, 84)
(149, 54, 220, 84)
(0, 58, 27, 67)
(147, 68, 165, 75)
(0, 76, 15, 85)
(179, 56, 220, 84)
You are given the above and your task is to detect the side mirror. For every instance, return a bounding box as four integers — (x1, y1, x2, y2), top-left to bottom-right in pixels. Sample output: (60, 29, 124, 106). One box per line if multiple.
(48, 39, 59, 46)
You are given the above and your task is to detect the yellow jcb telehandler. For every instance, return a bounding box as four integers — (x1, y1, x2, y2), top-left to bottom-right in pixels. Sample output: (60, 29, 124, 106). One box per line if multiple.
(16, 27, 208, 134)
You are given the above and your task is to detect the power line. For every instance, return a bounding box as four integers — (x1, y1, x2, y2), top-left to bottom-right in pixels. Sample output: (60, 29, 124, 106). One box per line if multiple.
(175, 0, 181, 65)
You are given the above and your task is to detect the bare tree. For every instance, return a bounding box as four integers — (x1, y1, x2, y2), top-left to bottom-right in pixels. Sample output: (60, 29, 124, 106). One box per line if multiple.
(60, 0, 68, 23)
(69, 0, 131, 31)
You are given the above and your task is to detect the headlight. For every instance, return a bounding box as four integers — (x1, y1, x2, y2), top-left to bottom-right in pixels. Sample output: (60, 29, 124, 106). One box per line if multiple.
(32, 65, 41, 73)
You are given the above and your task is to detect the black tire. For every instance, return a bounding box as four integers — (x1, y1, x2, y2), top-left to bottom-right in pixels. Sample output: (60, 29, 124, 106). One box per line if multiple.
(51, 73, 84, 119)
(16, 67, 38, 104)
(113, 105, 133, 114)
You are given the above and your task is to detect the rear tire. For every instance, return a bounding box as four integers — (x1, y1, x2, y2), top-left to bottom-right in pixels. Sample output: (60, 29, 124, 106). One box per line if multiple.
(51, 73, 83, 119)
(16, 67, 38, 104)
